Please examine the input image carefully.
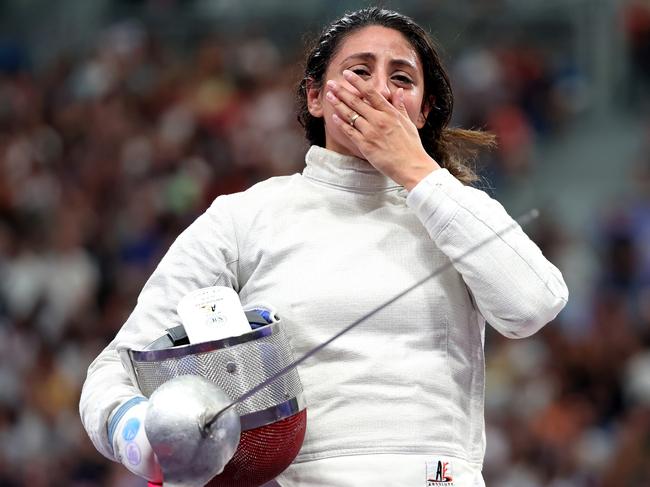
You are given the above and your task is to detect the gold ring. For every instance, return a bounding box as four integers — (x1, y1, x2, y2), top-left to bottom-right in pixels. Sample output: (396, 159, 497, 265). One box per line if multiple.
(349, 113, 360, 128)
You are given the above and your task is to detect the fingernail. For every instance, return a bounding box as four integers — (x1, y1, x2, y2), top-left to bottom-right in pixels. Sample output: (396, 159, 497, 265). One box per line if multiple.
(326, 91, 336, 101)
(332, 113, 342, 124)
(343, 70, 354, 80)
(326, 80, 336, 89)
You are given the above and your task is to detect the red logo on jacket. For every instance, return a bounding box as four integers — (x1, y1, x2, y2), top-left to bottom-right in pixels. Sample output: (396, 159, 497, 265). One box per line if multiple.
(426, 460, 454, 486)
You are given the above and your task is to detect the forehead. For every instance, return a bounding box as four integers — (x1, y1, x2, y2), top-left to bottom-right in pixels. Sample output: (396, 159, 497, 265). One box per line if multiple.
(332, 25, 420, 68)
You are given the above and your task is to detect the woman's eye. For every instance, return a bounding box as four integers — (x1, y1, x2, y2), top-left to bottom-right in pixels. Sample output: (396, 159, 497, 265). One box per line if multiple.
(393, 75, 413, 85)
(352, 68, 370, 77)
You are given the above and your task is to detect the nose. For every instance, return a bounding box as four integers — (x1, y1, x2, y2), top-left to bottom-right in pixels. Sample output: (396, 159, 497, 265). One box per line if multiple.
(372, 73, 392, 102)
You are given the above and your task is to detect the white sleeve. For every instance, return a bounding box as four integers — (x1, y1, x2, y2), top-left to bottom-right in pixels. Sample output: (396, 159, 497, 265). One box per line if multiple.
(79, 196, 240, 460)
(406, 169, 568, 339)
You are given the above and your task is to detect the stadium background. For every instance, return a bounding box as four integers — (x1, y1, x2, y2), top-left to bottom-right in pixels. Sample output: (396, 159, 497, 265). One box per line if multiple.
(0, 0, 649, 485)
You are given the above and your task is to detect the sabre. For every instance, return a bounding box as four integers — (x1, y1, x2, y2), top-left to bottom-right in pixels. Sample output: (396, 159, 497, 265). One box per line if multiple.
(203, 208, 540, 431)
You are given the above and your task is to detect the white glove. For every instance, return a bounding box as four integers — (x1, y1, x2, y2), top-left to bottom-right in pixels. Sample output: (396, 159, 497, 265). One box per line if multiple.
(108, 397, 163, 483)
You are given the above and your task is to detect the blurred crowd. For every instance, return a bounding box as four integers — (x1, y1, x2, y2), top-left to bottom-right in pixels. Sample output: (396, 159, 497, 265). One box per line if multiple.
(0, 3, 649, 485)
(483, 146, 650, 485)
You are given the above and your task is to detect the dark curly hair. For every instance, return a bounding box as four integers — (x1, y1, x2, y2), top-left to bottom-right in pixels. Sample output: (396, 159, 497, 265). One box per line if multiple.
(296, 7, 494, 184)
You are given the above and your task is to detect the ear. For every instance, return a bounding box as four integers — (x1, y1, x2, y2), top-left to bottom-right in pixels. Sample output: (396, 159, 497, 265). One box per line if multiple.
(416, 95, 435, 129)
(306, 78, 324, 118)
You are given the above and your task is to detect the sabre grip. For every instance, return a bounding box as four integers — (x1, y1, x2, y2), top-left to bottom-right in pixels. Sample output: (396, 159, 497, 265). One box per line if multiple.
(108, 397, 163, 483)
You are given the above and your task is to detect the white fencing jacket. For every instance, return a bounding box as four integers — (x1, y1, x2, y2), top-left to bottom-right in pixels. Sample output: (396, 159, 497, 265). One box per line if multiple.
(80, 146, 568, 482)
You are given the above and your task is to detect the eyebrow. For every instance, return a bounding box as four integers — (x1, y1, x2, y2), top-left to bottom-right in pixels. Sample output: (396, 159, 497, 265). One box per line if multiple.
(339, 52, 418, 71)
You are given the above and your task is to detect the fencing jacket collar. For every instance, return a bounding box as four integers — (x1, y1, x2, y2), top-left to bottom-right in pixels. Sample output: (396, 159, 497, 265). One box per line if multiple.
(302, 145, 401, 193)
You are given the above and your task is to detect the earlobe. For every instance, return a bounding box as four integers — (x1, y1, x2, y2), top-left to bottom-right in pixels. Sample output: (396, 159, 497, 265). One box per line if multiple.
(416, 95, 435, 129)
(416, 110, 428, 129)
(306, 79, 324, 118)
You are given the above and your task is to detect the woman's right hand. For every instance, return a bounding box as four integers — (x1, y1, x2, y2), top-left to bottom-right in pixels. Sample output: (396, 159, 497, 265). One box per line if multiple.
(109, 397, 163, 483)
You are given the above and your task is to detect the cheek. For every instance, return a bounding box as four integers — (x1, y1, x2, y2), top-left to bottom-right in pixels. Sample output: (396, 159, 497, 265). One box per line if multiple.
(403, 94, 424, 124)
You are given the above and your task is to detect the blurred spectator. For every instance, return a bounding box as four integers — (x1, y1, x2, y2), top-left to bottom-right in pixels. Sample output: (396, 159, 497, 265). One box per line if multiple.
(624, 0, 650, 109)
